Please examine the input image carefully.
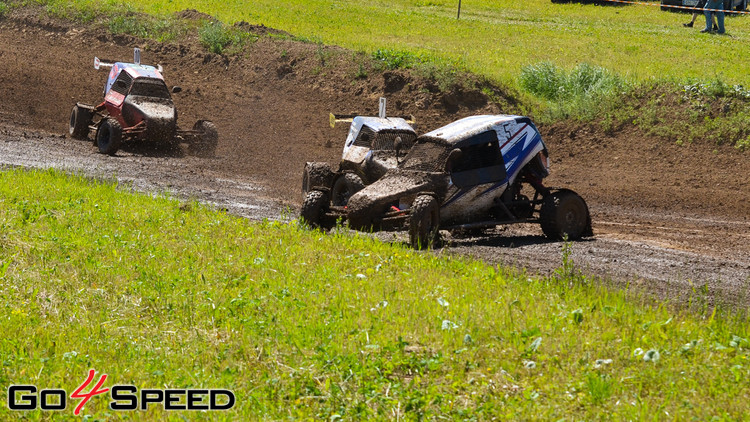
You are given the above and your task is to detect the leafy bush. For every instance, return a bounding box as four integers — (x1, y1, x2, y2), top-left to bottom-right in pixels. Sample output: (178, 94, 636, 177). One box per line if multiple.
(108, 13, 183, 42)
(519, 62, 564, 101)
(520, 61, 630, 120)
(683, 80, 750, 100)
(372, 49, 422, 70)
(521, 62, 626, 102)
(198, 20, 255, 55)
(109, 14, 149, 37)
(736, 135, 750, 151)
(199, 21, 232, 54)
(0, 2, 9, 18)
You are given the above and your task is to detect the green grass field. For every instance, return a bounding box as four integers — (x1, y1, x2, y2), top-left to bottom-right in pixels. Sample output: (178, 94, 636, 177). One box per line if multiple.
(34, 0, 750, 86)
(1, 168, 750, 420)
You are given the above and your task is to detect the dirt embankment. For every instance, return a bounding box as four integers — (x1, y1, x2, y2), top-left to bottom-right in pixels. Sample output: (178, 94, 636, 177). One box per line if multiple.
(0, 8, 748, 306)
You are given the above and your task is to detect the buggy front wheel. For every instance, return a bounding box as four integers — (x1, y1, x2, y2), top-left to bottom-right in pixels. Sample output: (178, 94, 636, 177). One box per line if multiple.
(300, 190, 330, 229)
(409, 194, 440, 250)
(96, 118, 122, 156)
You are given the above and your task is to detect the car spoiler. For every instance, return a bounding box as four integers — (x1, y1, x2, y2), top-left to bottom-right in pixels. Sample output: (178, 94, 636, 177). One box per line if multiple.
(329, 97, 415, 128)
(94, 48, 163, 73)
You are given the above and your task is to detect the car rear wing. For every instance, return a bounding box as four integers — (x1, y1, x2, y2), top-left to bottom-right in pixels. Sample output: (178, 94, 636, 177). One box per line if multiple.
(94, 56, 114, 70)
(329, 97, 415, 128)
(94, 48, 163, 73)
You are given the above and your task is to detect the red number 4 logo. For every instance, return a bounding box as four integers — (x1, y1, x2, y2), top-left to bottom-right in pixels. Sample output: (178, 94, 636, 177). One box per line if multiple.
(70, 369, 110, 416)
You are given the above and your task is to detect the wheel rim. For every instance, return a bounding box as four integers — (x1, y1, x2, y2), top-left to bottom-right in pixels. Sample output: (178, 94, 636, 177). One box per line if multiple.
(336, 186, 351, 206)
(69, 109, 76, 135)
(98, 124, 111, 150)
(413, 198, 439, 248)
(560, 201, 586, 236)
(100, 128, 109, 147)
(302, 171, 310, 196)
(332, 177, 355, 206)
(332, 185, 346, 206)
(426, 208, 437, 235)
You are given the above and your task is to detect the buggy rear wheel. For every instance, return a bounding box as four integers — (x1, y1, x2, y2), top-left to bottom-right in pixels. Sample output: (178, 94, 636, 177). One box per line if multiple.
(189, 120, 218, 157)
(540, 189, 592, 240)
(96, 118, 122, 156)
(300, 190, 330, 229)
(69, 105, 93, 140)
(331, 173, 365, 206)
(409, 194, 440, 250)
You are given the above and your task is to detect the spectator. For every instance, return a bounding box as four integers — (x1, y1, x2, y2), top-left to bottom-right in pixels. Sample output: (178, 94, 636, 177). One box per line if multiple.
(684, 0, 718, 31)
(702, 0, 725, 34)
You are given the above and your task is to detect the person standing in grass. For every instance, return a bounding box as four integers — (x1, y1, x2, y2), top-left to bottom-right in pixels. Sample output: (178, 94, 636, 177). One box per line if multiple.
(684, 0, 717, 31)
(702, 0, 725, 33)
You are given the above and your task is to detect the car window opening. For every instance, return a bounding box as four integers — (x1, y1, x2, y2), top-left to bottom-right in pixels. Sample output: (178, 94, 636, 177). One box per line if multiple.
(129, 78, 171, 99)
(402, 138, 452, 172)
(452, 140, 502, 173)
(111, 72, 133, 96)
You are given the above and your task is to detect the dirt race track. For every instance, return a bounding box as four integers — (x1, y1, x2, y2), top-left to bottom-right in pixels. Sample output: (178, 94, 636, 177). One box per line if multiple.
(1, 11, 748, 307)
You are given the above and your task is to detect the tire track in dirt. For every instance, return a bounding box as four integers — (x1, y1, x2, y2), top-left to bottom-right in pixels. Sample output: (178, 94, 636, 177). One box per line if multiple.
(0, 125, 283, 220)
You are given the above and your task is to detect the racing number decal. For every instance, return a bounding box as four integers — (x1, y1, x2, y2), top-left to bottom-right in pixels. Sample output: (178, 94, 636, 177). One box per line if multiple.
(500, 122, 515, 141)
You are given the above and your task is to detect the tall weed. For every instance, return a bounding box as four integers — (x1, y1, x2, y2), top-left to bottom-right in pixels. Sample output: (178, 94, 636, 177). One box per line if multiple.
(109, 14, 183, 42)
(520, 62, 630, 120)
(372, 48, 422, 70)
(198, 20, 255, 55)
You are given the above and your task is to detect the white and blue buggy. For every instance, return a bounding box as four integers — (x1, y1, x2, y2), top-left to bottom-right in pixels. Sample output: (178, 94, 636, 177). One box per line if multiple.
(303, 115, 592, 249)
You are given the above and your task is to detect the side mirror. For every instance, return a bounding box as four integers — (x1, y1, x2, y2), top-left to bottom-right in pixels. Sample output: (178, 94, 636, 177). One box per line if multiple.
(172, 86, 182, 94)
(445, 148, 463, 173)
(394, 136, 403, 164)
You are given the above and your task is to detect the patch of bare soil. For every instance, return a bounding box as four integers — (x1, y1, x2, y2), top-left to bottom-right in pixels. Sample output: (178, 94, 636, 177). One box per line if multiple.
(0, 9, 747, 307)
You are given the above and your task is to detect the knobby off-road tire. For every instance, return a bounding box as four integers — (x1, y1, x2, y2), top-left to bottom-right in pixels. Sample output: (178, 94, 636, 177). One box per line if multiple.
(409, 194, 440, 250)
(189, 120, 219, 157)
(540, 189, 593, 240)
(96, 118, 122, 156)
(302, 162, 334, 199)
(331, 173, 365, 206)
(69, 105, 93, 140)
(300, 190, 330, 229)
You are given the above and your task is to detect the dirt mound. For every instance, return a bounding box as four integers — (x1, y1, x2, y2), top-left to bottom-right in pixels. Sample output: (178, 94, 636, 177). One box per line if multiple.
(233, 21, 292, 38)
(174, 9, 215, 21)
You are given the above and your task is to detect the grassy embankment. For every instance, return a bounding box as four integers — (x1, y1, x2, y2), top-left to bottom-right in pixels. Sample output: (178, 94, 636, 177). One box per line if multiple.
(14, 0, 750, 148)
(1, 169, 749, 420)
(40, 0, 750, 85)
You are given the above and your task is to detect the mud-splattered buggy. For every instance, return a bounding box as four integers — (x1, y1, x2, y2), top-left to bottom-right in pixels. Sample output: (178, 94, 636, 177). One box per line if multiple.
(68, 48, 218, 156)
(306, 115, 593, 249)
(301, 99, 416, 222)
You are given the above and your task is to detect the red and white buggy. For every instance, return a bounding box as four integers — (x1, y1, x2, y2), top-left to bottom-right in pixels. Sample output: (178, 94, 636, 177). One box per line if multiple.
(69, 48, 218, 156)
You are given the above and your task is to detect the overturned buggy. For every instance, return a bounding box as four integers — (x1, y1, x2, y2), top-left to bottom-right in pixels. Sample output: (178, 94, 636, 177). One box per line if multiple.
(68, 48, 218, 156)
(302, 115, 593, 249)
